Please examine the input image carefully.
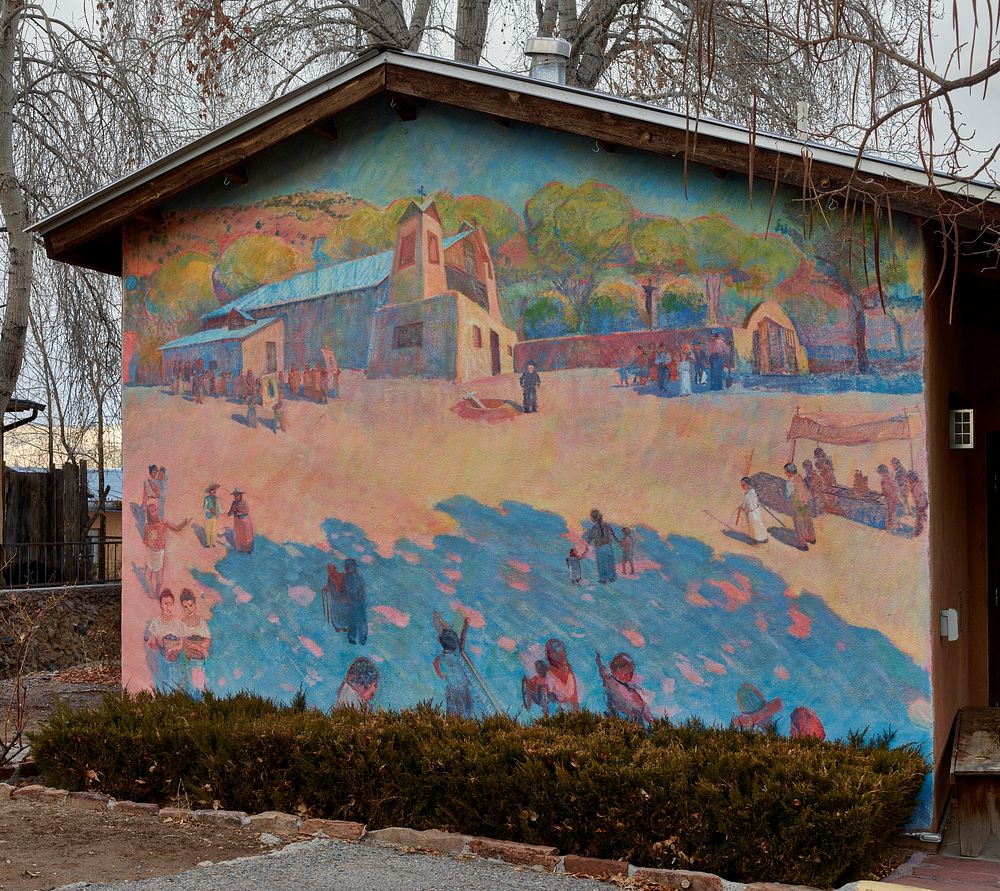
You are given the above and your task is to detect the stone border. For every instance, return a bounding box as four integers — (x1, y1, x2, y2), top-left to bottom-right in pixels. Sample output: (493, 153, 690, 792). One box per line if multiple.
(0, 781, 823, 889)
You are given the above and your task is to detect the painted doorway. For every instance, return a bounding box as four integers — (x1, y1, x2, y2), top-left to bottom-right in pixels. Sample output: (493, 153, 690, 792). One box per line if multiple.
(490, 330, 501, 376)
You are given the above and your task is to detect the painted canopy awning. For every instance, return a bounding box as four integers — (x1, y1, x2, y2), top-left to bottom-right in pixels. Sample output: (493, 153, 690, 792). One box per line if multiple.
(787, 410, 911, 446)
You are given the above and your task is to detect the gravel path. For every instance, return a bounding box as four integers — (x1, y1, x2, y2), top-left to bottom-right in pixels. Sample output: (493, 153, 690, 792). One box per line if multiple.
(54, 838, 622, 891)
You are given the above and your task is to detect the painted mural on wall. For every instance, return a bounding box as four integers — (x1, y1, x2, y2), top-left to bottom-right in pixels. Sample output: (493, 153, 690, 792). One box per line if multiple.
(123, 99, 933, 821)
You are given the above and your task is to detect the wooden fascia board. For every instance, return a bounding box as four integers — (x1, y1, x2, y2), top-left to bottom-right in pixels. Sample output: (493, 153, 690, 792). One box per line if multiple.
(385, 66, 1000, 230)
(44, 65, 388, 270)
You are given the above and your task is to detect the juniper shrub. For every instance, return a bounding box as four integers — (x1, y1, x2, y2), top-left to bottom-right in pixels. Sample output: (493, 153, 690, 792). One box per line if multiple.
(29, 691, 927, 887)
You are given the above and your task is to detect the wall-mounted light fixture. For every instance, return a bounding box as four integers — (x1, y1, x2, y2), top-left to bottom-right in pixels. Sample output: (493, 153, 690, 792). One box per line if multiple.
(940, 608, 959, 641)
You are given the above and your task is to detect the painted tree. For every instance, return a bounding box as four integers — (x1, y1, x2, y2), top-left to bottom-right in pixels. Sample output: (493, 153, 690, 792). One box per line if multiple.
(685, 215, 753, 326)
(525, 180, 631, 333)
(630, 217, 697, 324)
(150, 253, 218, 327)
(733, 233, 805, 317)
(808, 209, 914, 373)
(215, 234, 300, 300)
(586, 277, 643, 332)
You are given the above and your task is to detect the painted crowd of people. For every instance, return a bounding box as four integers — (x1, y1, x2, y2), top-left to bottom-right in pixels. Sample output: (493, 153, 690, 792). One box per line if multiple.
(734, 448, 929, 553)
(617, 331, 733, 395)
(138, 469, 256, 695)
(160, 358, 342, 434)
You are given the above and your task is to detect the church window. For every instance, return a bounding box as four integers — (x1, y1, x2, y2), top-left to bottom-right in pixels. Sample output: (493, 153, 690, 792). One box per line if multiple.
(507, 345, 513, 357)
(472, 326, 483, 348)
(399, 233, 416, 268)
(428, 233, 440, 264)
(393, 322, 423, 349)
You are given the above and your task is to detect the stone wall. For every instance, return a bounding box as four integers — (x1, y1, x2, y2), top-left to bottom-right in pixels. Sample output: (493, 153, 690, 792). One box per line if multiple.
(0, 585, 120, 678)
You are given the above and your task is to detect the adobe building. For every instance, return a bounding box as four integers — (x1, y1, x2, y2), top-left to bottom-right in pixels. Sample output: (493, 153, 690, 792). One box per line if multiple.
(32, 47, 1000, 836)
(161, 200, 513, 381)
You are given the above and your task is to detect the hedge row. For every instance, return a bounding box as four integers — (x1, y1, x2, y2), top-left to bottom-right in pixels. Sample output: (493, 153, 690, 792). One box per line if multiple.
(29, 691, 927, 887)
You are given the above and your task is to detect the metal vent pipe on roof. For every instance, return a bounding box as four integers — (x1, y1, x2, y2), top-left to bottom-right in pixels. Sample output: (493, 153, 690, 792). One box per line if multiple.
(524, 36, 571, 84)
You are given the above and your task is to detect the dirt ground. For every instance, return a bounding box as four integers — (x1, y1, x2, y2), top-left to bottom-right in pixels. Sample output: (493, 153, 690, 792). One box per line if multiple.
(0, 663, 288, 891)
(0, 798, 272, 891)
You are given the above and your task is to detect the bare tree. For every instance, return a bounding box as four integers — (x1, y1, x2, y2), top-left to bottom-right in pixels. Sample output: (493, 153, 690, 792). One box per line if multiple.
(0, 0, 163, 428)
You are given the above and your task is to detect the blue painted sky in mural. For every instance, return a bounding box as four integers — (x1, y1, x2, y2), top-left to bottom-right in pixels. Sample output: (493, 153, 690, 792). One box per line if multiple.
(180, 99, 796, 231)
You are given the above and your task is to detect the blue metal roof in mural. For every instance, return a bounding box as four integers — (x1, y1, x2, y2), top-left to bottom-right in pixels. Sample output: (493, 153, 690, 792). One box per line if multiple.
(160, 316, 281, 350)
(202, 231, 476, 322)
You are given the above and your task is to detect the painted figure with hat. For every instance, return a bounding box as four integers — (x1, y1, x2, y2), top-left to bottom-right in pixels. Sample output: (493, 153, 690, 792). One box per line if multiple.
(227, 488, 254, 553)
(203, 483, 221, 548)
(519, 360, 541, 413)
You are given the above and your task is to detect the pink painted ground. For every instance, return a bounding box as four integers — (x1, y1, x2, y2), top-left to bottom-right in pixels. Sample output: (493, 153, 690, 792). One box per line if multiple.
(122, 368, 930, 690)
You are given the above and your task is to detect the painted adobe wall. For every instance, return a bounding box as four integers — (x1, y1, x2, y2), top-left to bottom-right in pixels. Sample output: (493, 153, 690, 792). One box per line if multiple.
(122, 96, 935, 825)
(368, 295, 460, 379)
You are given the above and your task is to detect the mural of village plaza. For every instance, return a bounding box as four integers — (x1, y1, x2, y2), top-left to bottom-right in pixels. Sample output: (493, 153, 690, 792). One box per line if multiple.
(123, 102, 933, 818)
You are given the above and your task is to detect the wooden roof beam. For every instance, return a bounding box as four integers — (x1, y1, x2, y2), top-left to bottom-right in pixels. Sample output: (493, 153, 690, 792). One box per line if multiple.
(389, 93, 420, 120)
(312, 118, 339, 141)
(133, 207, 163, 226)
(43, 65, 387, 266)
(222, 165, 249, 185)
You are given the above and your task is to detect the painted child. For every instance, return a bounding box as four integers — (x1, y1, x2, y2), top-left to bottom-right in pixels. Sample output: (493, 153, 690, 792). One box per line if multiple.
(619, 528, 635, 575)
(272, 398, 286, 434)
(519, 361, 541, 413)
(566, 545, 588, 585)
(143, 503, 190, 596)
(521, 659, 551, 717)
(596, 651, 653, 726)
(737, 478, 769, 544)
(544, 638, 579, 712)
(202, 483, 221, 548)
(434, 617, 479, 718)
(335, 656, 379, 712)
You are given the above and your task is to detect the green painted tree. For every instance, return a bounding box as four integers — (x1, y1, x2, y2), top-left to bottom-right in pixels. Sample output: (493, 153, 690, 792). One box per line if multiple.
(631, 217, 698, 325)
(215, 234, 299, 299)
(731, 232, 805, 318)
(328, 201, 403, 258)
(809, 210, 914, 373)
(686, 214, 754, 325)
(149, 253, 217, 327)
(525, 180, 632, 333)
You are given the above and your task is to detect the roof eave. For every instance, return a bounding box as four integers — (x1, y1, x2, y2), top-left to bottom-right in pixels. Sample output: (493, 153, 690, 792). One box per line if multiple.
(32, 48, 1000, 276)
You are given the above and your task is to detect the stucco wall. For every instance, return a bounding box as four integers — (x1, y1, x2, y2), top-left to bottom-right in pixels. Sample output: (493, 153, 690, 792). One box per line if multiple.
(120, 96, 936, 826)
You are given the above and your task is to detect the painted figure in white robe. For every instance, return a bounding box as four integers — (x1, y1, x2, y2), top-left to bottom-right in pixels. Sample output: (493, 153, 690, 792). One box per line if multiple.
(737, 477, 769, 544)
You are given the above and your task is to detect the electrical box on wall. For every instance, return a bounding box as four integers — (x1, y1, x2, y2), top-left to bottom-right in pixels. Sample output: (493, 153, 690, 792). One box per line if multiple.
(950, 408, 974, 449)
(940, 608, 960, 641)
